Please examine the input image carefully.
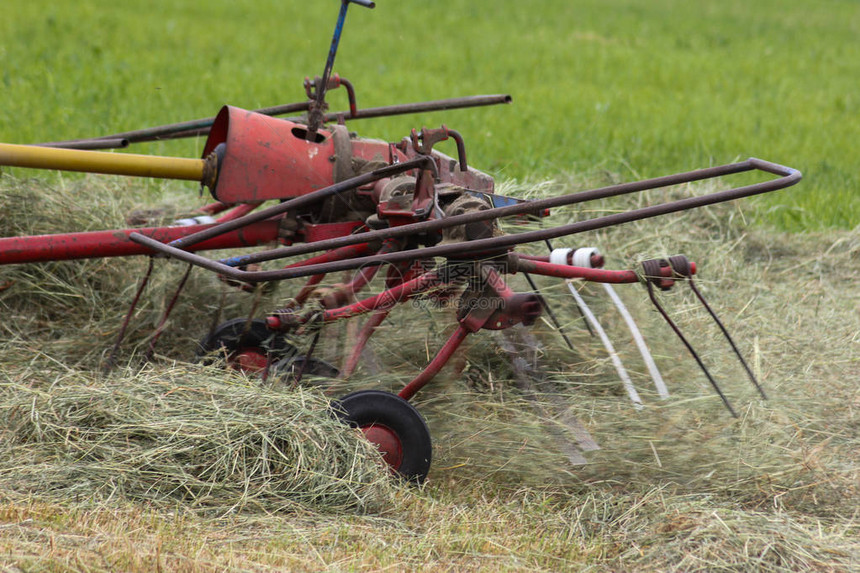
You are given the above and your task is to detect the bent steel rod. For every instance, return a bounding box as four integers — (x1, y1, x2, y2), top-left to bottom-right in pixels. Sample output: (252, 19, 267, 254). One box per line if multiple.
(36, 102, 312, 148)
(222, 158, 800, 268)
(36, 138, 130, 150)
(38, 95, 512, 148)
(160, 95, 514, 141)
(129, 159, 800, 282)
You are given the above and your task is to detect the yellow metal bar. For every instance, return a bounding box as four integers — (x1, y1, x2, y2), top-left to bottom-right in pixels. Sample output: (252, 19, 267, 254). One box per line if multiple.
(0, 142, 205, 181)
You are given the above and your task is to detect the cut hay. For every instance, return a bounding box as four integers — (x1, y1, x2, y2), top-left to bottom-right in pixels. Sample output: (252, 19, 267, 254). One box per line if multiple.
(0, 172, 857, 569)
(398, 175, 859, 519)
(0, 358, 395, 514)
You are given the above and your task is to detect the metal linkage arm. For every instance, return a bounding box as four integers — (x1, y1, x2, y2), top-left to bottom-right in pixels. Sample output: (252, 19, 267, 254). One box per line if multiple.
(216, 157, 801, 271)
(512, 257, 642, 283)
(130, 158, 800, 284)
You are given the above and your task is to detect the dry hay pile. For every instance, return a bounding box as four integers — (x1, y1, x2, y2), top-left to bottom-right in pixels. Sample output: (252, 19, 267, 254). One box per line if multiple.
(0, 364, 394, 514)
(0, 176, 395, 514)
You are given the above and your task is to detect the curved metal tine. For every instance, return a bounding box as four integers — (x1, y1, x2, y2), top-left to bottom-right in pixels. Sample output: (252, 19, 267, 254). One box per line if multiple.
(686, 279, 767, 399)
(496, 326, 599, 465)
(291, 330, 322, 388)
(144, 263, 193, 363)
(105, 256, 155, 371)
(522, 271, 575, 350)
(567, 282, 643, 409)
(602, 283, 669, 399)
(644, 281, 738, 418)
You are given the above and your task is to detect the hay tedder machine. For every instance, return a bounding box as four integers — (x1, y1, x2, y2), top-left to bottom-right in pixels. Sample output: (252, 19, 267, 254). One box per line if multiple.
(0, 1, 800, 482)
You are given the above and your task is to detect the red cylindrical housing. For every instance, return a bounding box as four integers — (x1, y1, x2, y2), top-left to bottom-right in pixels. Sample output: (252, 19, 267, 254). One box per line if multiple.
(203, 106, 405, 204)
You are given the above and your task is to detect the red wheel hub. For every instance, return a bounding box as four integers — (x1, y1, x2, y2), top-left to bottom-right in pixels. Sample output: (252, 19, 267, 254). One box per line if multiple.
(230, 348, 269, 373)
(360, 423, 403, 469)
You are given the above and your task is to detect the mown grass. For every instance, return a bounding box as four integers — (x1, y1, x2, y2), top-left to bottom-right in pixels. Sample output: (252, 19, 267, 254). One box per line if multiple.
(0, 175, 856, 571)
(1, 0, 858, 229)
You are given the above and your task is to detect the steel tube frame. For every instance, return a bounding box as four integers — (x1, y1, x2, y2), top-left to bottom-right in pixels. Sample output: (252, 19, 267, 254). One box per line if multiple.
(398, 325, 470, 401)
(515, 258, 641, 283)
(216, 157, 798, 269)
(129, 158, 799, 282)
(38, 95, 511, 148)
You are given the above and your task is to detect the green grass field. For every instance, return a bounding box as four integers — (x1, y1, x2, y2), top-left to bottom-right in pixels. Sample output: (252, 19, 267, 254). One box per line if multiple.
(1, 0, 858, 229)
(0, 1, 858, 571)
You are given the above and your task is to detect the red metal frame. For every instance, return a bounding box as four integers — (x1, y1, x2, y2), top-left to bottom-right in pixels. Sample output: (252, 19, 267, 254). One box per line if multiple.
(0, 219, 280, 265)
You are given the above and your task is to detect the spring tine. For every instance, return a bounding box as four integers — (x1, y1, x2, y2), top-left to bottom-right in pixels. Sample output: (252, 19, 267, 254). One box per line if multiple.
(496, 327, 599, 463)
(291, 329, 322, 388)
(144, 263, 193, 363)
(643, 276, 738, 417)
(602, 283, 669, 398)
(687, 280, 767, 399)
(105, 257, 155, 371)
(522, 271, 575, 350)
(665, 255, 767, 400)
(567, 281, 643, 409)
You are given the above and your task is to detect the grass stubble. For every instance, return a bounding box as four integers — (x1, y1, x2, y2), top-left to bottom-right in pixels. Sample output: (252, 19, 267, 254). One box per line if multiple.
(0, 173, 856, 571)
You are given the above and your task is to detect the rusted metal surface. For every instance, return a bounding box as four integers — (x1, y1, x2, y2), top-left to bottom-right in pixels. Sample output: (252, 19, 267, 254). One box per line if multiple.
(216, 157, 796, 269)
(304, 74, 358, 123)
(128, 158, 798, 283)
(203, 106, 349, 202)
(169, 155, 434, 251)
(410, 126, 468, 171)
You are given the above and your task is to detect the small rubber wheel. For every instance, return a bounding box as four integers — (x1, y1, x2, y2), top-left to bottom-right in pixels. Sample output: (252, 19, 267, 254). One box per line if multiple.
(196, 318, 295, 374)
(334, 390, 432, 483)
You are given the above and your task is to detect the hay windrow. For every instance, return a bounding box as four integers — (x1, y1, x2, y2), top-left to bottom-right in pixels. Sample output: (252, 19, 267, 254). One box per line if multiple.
(0, 358, 395, 514)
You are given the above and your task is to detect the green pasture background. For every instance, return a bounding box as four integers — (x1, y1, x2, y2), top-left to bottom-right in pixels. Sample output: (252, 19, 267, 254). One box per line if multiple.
(1, 0, 858, 230)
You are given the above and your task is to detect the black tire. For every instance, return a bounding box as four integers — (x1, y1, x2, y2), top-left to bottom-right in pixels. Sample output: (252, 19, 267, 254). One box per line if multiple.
(196, 318, 296, 369)
(334, 390, 432, 483)
(198, 319, 339, 387)
(273, 355, 341, 382)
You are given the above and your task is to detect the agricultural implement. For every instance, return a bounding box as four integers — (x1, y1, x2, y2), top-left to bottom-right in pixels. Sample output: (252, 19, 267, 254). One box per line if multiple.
(0, 1, 800, 482)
